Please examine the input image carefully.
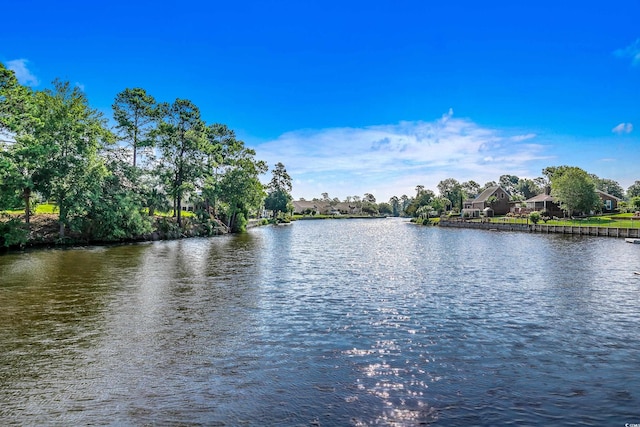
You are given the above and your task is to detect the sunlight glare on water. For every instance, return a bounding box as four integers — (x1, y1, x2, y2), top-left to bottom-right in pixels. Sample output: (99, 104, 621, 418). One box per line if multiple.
(1, 218, 640, 425)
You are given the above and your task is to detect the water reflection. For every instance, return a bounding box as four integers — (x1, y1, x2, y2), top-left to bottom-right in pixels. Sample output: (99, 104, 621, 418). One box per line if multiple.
(1, 221, 640, 425)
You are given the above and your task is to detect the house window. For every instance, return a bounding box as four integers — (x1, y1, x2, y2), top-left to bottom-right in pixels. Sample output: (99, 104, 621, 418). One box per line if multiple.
(605, 199, 612, 210)
(500, 192, 504, 198)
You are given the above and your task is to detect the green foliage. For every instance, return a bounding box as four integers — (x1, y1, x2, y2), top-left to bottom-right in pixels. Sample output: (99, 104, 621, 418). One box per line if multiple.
(265, 163, 293, 218)
(265, 189, 292, 218)
(82, 159, 153, 241)
(34, 80, 112, 237)
(550, 166, 600, 216)
(437, 178, 464, 210)
(529, 211, 541, 224)
(591, 176, 624, 199)
(2, 66, 281, 244)
(0, 215, 28, 247)
(516, 178, 542, 199)
(628, 181, 640, 199)
(112, 87, 159, 167)
(232, 212, 247, 233)
(499, 174, 520, 195)
(378, 202, 393, 215)
(155, 98, 207, 227)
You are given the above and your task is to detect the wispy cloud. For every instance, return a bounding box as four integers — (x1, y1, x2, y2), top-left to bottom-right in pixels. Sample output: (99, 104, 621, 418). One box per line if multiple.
(254, 111, 551, 201)
(612, 122, 633, 134)
(6, 58, 39, 86)
(613, 39, 640, 66)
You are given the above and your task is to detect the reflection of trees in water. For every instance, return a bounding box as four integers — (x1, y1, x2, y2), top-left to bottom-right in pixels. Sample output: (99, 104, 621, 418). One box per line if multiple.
(0, 246, 146, 389)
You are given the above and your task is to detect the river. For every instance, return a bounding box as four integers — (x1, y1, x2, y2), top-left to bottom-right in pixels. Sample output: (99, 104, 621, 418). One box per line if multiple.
(1, 218, 639, 425)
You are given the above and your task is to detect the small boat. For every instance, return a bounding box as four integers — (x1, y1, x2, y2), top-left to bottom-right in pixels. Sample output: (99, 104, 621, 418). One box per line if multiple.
(625, 238, 640, 244)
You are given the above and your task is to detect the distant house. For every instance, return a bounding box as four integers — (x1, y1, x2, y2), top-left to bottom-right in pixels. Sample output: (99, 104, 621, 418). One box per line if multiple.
(470, 186, 510, 215)
(292, 200, 324, 215)
(292, 200, 359, 215)
(596, 190, 621, 213)
(525, 187, 563, 217)
(525, 188, 621, 216)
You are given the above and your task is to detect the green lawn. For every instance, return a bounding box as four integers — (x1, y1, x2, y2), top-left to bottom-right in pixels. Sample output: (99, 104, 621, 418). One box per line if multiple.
(3, 203, 58, 215)
(472, 215, 640, 228)
(3, 203, 195, 218)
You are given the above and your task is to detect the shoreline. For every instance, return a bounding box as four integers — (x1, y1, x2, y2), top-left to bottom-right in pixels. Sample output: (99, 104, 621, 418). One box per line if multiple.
(438, 217, 640, 239)
(1, 214, 236, 254)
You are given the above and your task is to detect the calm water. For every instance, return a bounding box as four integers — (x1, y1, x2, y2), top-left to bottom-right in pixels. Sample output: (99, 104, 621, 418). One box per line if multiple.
(1, 218, 640, 426)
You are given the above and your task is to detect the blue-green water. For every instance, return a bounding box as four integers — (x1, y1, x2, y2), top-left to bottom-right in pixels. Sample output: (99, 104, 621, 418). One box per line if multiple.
(1, 218, 639, 425)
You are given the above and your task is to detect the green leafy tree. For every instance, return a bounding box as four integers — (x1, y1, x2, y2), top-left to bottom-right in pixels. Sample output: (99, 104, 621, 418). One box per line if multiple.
(400, 194, 410, 213)
(406, 187, 435, 217)
(431, 196, 450, 215)
(437, 178, 463, 211)
(217, 154, 267, 231)
(499, 174, 519, 195)
(516, 178, 541, 200)
(626, 180, 640, 199)
(550, 167, 600, 217)
(112, 88, 159, 168)
(389, 196, 400, 216)
(0, 62, 43, 225)
(201, 123, 238, 217)
(590, 175, 624, 199)
(35, 80, 111, 238)
(378, 202, 393, 215)
(83, 154, 152, 240)
(461, 180, 481, 198)
(264, 190, 292, 219)
(155, 99, 206, 227)
(0, 61, 34, 136)
(264, 162, 293, 219)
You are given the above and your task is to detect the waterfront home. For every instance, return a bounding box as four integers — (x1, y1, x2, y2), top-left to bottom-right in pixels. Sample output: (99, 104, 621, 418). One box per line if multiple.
(292, 200, 359, 215)
(596, 190, 621, 213)
(525, 188, 621, 216)
(524, 188, 563, 217)
(470, 186, 511, 215)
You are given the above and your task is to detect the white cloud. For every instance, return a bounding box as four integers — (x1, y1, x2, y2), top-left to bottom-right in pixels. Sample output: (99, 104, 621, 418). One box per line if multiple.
(614, 39, 640, 66)
(254, 112, 551, 201)
(6, 58, 39, 86)
(612, 122, 633, 134)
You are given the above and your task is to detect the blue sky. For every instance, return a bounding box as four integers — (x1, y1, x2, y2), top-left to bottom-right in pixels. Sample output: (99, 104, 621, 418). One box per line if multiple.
(2, 1, 639, 201)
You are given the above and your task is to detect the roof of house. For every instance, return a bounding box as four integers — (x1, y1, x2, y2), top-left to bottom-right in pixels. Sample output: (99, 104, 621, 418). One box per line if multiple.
(525, 190, 621, 203)
(292, 200, 358, 212)
(596, 190, 622, 201)
(525, 193, 555, 203)
(473, 186, 509, 203)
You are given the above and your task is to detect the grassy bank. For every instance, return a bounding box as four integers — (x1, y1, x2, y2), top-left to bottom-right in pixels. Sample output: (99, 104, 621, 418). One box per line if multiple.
(462, 213, 640, 228)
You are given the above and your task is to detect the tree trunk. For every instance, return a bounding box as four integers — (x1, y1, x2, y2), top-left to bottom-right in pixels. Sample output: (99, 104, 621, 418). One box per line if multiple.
(23, 187, 31, 226)
(176, 196, 182, 227)
(59, 211, 66, 238)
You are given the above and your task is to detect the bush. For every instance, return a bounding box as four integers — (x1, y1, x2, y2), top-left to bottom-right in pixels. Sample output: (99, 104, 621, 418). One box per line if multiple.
(0, 216, 28, 248)
(529, 211, 541, 224)
(422, 218, 431, 225)
(232, 212, 248, 233)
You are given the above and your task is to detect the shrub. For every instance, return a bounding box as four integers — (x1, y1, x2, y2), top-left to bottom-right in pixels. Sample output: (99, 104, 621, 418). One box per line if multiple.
(0, 216, 28, 248)
(529, 211, 541, 224)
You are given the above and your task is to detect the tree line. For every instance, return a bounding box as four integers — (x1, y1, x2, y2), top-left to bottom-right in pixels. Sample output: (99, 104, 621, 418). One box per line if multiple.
(0, 62, 291, 246)
(305, 168, 640, 219)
